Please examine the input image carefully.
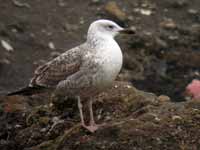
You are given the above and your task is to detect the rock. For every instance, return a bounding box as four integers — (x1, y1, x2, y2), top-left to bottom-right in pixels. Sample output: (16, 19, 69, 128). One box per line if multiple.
(39, 116, 50, 126)
(105, 1, 127, 22)
(50, 51, 61, 58)
(133, 8, 153, 16)
(168, 0, 188, 8)
(172, 115, 182, 120)
(0, 58, 11, 65)
(48, 42, 55, 50)
(1, 40, 14, 52)
(64, 22, 79, 32)
(157, 95, 171, 103)
(57, 0, 66, 7)
(155, 37, 168, 49)
(160, 19, 177, 30)
(168, 35, 179, 41)
(187, 9, 198, 15)
(190, 24, 200, 34)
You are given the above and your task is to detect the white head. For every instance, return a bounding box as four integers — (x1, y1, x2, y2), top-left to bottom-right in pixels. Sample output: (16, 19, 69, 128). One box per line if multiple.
(87, 19, 135, 40)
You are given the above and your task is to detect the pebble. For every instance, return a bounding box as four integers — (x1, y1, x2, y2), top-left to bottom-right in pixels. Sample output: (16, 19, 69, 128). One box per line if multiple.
(64, 22, 79, 32)
(155, 37, 168, 49)
(168, 35, 179, 40)
(1, 40, 14, 52)
(160, 19, 177, 30)
(48, 42, 55, 50)
(158, 95, 171, 103)
(79, 17, 85, 25)
(188, 9, 198, 15)
(105, 1, 127, 21)
(126, 85, 132, 89)
(114, 85, 118, 88)
(57, 0, 66, 7)
(133, 8, 153, 16)
(140, 9, 152, 16)
(190, 24, 200, 33)
(172, 115, 182, 120)
(0, 58, 11, 65)
(50, 51, 61, 58)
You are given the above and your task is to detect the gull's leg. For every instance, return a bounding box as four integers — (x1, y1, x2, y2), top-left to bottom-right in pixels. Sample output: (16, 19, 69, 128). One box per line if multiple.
(77, 96, 86, 126)
(89, 98, 96, 125)
(77, 97, 98, 132)
(86, 98, 99, 132)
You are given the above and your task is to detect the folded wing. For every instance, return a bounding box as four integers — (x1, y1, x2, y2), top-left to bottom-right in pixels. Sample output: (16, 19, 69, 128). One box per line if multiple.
(30, 47, 82, 88)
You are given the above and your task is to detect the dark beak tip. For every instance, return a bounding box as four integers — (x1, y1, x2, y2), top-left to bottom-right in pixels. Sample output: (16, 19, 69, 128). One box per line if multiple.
(120, 28, 136, 34)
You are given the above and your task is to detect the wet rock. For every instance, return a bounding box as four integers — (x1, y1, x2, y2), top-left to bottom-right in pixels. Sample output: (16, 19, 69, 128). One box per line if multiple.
(105, 1, 127, 22)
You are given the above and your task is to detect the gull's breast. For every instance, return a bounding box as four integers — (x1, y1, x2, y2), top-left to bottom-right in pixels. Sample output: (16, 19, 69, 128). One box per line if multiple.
(95, 42, 123, 88)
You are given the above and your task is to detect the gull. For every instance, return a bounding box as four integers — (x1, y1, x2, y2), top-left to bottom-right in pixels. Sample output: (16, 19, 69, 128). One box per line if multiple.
(7, 19, 134, 132)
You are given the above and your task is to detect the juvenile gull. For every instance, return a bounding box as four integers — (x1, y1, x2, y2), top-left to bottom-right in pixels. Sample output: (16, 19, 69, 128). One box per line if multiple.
(7, 19, 134, 132)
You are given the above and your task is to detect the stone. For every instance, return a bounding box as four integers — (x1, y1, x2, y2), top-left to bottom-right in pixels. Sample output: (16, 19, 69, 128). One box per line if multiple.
(105, 1, 127, 21)
(160, 19, 177, 30)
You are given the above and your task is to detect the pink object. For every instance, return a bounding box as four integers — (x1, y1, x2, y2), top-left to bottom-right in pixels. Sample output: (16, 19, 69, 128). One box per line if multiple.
(186, 79, 200, 99)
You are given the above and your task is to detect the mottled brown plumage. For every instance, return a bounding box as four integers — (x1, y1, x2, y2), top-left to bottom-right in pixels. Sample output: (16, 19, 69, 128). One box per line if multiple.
(30, 47, 82, 88)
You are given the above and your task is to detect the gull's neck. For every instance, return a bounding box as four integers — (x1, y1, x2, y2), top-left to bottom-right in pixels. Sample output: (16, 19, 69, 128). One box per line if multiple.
(86, 32, 116, 49)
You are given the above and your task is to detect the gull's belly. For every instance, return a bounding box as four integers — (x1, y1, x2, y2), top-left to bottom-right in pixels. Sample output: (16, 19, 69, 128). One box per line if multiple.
(94, 48, 122, 89)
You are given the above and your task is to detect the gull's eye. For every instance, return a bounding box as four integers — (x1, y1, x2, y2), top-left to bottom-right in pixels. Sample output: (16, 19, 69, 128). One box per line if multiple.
(107, 25, 114, 29)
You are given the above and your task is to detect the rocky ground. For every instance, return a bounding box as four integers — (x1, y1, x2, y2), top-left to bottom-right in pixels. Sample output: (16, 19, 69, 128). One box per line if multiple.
(1, 82, 200, 150)
(0, 0, 200, 150)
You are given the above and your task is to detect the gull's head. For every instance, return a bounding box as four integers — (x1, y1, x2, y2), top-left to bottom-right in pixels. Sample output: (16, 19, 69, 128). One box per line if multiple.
(87, 19, 134, 40)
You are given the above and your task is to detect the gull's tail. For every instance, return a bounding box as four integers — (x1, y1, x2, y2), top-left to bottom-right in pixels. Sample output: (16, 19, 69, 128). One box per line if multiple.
(7, 86, 45, 96)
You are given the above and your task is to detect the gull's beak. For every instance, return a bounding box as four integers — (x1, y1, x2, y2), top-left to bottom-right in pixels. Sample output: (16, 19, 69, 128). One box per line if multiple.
(119, 28, 135, 34)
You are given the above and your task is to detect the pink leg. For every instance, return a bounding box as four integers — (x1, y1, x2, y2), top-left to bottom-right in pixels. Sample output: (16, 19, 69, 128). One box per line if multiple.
(89, 99, 96, 125)
(87, 99, 99, 132)
(77, 96, 86, 126)
(77, 97, 98, 133)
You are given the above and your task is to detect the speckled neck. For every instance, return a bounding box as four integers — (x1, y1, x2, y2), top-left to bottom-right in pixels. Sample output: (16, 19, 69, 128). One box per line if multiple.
(86, 32, 114, 49)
